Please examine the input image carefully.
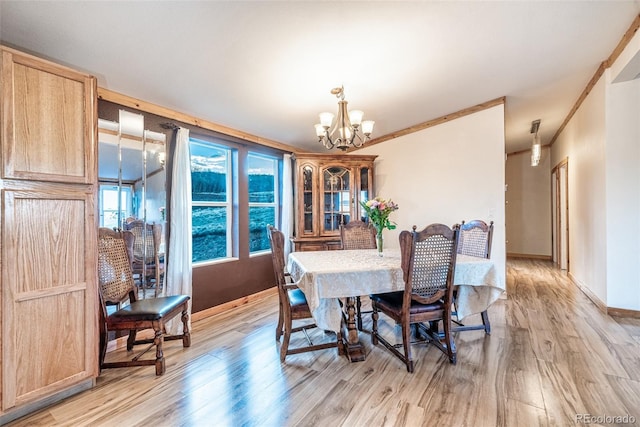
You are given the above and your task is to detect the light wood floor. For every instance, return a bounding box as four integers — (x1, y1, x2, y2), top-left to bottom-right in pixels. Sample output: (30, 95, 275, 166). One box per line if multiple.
(8, 259, 640, 426)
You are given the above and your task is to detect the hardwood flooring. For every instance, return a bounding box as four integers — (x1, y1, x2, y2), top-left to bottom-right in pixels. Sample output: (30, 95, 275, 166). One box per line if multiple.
(7, 259, 640, 426)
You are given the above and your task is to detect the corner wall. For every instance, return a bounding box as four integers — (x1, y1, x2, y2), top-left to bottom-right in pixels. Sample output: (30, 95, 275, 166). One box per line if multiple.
(551, 25, 640, 310)
(605, 71, 640, 311)
(357, 104, 506, 288)
(551, 76, 608, 304)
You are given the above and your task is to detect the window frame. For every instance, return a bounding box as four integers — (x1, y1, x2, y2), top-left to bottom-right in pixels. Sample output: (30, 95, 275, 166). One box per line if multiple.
(99, 183, 133, 228)
(247, 152, 280, 255)
(189, 138, 234, 265)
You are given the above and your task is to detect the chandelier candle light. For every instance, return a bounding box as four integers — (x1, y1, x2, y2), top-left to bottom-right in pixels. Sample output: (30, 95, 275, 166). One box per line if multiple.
(315, 86, 375, 151)
(360, 197, 399, 256)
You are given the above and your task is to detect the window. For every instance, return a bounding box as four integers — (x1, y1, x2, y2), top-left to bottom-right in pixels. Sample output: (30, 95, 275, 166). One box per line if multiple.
(188, 136, 282, 263)
(248, 153, 279, 253)
(99, 184, 133, 228)
(190, 138, 232, 263)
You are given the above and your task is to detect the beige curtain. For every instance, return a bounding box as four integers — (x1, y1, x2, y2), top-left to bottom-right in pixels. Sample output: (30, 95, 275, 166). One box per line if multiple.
(281, 153, 294, 260)
(165, 127, 192, 334)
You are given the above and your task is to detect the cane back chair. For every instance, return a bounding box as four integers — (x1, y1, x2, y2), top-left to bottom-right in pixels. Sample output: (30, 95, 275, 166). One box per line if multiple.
(340, 220, 377, 331)
(123, 219, 164, 297)
(371, 223, 459, 372)
(268, 225, 340, 362)
(97, 227, 190, 375)
(453, 219, 494, 334)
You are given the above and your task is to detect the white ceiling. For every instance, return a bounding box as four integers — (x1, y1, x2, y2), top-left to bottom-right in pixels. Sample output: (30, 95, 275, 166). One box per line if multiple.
(2, 1, 639, 154)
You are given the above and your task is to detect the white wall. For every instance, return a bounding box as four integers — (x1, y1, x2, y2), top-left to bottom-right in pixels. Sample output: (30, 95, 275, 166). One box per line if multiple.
(605, 70, 640, 310)
(551, 76, 608, 303)
(357, 104, 506, 288)
(551, 26, 640, 310)
(505, 148, 552, 257)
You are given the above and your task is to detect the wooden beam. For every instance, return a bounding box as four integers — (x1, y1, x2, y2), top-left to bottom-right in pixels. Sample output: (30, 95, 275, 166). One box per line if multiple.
(348, 96, 506, 152)
(98, 87, 301, 154)
(605, 13, 640, 68)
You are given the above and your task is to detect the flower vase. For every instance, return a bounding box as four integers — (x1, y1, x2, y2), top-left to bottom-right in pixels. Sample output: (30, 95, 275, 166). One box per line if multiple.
(376, 230, 384, 257)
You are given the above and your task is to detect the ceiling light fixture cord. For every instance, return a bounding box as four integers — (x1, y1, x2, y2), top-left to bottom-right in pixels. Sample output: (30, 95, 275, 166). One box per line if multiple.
(315, 86, 375, 151)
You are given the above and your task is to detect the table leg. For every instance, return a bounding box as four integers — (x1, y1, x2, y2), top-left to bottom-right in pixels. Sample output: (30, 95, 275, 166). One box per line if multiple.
(342, 296, 366, 362)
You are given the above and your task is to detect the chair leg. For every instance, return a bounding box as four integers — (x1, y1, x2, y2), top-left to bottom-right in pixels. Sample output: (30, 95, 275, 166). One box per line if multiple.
(356, 296, 363, 331)
(276, 300, 284, 341)
(481, 310, 491, 334)
(181, 305, 191, 347)
(127, 329, 137, 351)
(280, 311, 292, 362)
(99, 328, 108, 372)
(154, 328, 166, 376)
(371, 307, 379, 345)
(442, 318, 457, 365)
(402, 321, 414, 373)
(429, 320, 439, 336)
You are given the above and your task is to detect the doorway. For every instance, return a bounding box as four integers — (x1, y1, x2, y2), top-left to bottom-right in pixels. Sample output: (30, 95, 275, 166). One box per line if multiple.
(552, 159, 569, 270)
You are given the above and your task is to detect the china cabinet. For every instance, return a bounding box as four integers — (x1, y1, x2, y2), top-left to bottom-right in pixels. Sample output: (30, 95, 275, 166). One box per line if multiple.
(292, 154, 376, 251)
(0, 45, 98, 423)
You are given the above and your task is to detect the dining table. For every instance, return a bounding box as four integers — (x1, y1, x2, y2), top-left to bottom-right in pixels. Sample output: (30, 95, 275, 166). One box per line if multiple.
(287, 248, 504, 362)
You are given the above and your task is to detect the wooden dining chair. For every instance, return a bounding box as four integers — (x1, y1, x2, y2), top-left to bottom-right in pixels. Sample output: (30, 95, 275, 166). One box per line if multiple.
(123, 219, 164, 298)
(340, 220, 377, 331)
(371, 223, 459, 372)
(267, 225, 340, 362)
(453, 219, 494, 334)
(97, 227, 190, 375)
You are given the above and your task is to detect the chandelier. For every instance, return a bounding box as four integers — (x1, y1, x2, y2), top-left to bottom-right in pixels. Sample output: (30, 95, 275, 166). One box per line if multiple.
(314, 86, 375, 151)
(530, 119, 541, 167)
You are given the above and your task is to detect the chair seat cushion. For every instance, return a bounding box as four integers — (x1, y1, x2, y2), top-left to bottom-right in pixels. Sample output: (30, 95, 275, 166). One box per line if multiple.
(371, 291, 444, 316)
(287, 288, 310, 314)
(109, 295, 189, 322)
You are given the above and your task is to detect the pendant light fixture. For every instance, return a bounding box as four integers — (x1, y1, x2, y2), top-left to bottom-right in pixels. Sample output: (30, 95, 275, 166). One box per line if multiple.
(530, 119, 541, 167)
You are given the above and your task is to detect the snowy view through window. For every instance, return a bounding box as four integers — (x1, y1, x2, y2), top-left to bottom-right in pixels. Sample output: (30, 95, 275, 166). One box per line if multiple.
(190, 140, 276, 262)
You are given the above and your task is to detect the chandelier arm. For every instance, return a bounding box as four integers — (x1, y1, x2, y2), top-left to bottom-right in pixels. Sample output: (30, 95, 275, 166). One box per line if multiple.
(349, 128, 358, 146)
(351, 133, 365, 147)
(322, 133, 335, 149)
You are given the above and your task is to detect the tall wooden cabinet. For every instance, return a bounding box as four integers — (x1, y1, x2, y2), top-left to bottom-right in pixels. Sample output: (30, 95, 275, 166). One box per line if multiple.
(292, 154, 376, 251)
(0, 46, 98, 422)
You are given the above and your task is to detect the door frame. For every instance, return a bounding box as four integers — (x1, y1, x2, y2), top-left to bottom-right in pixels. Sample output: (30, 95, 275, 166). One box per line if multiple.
(551, 158, 569, 270)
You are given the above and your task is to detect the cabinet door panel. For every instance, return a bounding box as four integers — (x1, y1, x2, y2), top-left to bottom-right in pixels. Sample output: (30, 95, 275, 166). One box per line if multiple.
(321, 165, 351, 235)
(298, 163, 317, 237)
(14, 291, 87, 400)
(1, 50, 96, 184)
(1, 187, 97, 409)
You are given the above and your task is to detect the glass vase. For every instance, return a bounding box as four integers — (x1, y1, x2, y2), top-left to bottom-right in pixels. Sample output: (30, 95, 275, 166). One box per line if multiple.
(376, 230, 384, 257)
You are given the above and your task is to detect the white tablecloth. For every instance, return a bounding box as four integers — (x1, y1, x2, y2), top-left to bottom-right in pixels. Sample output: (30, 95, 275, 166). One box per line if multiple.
(287, 249, 503, 332)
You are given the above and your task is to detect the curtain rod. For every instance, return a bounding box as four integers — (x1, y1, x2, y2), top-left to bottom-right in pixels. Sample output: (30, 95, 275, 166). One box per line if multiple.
(160, 122, 179, 130)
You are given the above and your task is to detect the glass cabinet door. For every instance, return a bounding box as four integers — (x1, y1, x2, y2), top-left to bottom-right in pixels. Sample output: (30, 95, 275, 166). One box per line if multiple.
(302, 165, 314, 234)
(359, 166, 370, 222)
(322, 166, 351, 233)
